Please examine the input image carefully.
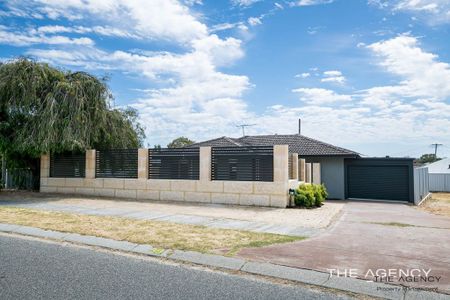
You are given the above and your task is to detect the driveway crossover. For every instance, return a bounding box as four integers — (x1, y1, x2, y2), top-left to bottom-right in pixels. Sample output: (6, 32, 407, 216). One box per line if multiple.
(237, 201, 450, 292)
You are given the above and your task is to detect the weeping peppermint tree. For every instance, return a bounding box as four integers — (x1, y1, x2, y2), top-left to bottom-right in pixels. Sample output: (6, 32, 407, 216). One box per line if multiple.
(0, 58, 145, 187)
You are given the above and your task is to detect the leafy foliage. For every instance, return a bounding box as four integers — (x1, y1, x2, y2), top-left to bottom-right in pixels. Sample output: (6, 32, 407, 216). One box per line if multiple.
(0, 58, 145, 160)
(418, 154, 441, 164)
(294, 184, 327, 208)
(167, 136, 195, 148)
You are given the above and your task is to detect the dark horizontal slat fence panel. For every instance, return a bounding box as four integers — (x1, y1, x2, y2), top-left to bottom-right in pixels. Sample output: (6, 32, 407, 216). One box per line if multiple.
(211, 146, 273, 182)
(95, 149, 138, 178)
(50, 152, 86, 178)
(149, 148, 199, 180)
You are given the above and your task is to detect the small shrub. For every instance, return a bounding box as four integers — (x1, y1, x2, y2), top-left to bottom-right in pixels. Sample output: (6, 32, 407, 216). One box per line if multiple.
(320, 184, 328, 199)
(312, 184, 328, 207)
(295, 185, 315, 207)
(294, 183, 327, 208)
(312, 185, 323, 206)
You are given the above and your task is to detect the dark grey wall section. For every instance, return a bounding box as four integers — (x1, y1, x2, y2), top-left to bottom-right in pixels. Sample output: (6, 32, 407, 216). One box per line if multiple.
(305, 157, 345, 199)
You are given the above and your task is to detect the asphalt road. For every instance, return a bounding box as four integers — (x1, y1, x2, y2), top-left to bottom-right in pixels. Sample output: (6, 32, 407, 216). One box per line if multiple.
(0, 235, 354, 300)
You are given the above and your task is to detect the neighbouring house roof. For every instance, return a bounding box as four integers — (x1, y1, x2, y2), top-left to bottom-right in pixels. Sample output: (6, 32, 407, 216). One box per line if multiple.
(425, 157, 450, 174)
(189, 134, 360, 157)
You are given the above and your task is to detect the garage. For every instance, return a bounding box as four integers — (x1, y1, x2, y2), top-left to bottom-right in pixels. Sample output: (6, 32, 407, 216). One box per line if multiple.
(344, 158, 414, 202)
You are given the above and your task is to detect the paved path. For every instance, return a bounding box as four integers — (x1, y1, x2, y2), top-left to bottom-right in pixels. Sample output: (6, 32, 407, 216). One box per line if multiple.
(0, 235, 354, 300)
(237, 201, 450, 293)
(0, 199, 320, 237)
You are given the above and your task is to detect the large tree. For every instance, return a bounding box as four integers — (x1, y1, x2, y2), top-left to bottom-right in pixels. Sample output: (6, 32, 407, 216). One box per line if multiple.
(0, 58, 145, 170)
(0, 58, 145, 156)
(167, 136, 195, 148)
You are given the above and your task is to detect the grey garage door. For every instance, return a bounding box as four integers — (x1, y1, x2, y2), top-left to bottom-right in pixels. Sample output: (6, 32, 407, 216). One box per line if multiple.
(345, 159, 413, 202)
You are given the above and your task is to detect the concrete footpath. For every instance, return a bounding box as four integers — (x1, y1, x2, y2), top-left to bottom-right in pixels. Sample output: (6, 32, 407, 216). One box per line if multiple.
(0, 199, 321, 237)
(0, 223, 448, 300)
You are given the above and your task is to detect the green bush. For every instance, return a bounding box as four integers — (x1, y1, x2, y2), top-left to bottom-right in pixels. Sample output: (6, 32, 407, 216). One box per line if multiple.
(320, 184, 328, 199)
(294, 185, 315, 207)
(294, 184, 327, 208)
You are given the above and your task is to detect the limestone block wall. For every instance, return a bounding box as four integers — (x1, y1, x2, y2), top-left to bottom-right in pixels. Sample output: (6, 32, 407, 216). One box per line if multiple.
(40, 145, 295, 208)
(299, 159, 306, 182)
(312, 163, 321, 184)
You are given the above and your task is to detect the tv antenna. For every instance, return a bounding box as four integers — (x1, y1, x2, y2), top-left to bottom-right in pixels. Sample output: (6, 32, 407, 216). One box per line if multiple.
(236, 124, 256, 136)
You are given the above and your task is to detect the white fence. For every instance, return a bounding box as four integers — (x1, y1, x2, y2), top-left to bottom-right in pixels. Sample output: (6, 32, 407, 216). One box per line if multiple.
(429, 173, 450, 192)
(414, 167, 430, 205)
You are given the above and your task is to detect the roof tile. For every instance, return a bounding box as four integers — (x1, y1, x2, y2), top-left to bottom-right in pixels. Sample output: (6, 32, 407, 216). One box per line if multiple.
(189, 134, 359, 157)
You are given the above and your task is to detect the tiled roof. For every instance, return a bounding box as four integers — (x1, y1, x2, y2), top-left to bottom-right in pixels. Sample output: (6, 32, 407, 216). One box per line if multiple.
(189, 134, 359, 157)
(188, 136, 243, 147)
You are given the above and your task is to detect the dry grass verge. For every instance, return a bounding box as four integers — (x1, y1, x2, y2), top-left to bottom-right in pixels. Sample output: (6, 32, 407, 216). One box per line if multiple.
(0, 207, 304, 255)
(420, 193, 450, 217)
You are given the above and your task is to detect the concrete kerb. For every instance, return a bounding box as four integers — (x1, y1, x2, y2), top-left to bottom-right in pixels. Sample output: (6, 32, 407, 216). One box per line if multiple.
(241, 261, 329, 286)
(323, 275, 405, 300)
(63, 233, 138, 252)
(170, 250, 246, 270)
(0, 223, 448, 300)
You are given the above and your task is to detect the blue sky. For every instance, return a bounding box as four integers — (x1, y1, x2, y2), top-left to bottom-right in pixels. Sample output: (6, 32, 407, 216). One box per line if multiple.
(1, 0, 450, 158)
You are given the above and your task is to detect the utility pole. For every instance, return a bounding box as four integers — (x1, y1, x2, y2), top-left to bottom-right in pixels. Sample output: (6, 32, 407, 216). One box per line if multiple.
(431, 143, 443, 157)
(236, 124, 256, 137)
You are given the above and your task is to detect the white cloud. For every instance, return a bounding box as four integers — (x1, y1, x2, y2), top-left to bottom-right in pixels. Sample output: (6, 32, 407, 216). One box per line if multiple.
(395, 0, 440, 12)
(367, 35, 450, 100)
(323, 70, 342, 76)
(274, 2, 284, 9)
(274, 2, 284, 10)
(370, 0, 450, 24)
(0, 26, 94, 46)
(32, 25, 139, 39)
(292, 88, 352, 104)
(191, 35, 244, 66)
(295, 72, 311, 78)
(290, 0, 334, 7)
(321, 77, 346, 83)
(231, 0, 260, 6)
(210, 23, 240, 32)
(5, 0, 208, 43)
(273, 35, 450, 150)
(184, 0, 203, 5)
(321, 70, 346, 84)
(307, 26, 322, 35)
(248, 17, 262, 26)
(10, 0, 251, 143)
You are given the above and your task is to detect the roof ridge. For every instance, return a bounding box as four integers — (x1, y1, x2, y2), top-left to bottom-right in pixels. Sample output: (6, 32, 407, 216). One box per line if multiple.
(187, 136, 232, 147)
(223, 136, 243, 146)
(297, 134, 359, 155)
(189, 133, 359, 156)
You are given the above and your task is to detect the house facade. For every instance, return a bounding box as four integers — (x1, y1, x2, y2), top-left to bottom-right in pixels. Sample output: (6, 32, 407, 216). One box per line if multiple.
(39, 131, 423, 205)
(190, 134, 418, 203)
(189, 134, 359, 200)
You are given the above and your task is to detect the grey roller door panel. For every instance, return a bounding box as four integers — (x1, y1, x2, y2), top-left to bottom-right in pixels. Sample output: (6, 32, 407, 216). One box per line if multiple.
(347, 165, 409, 201)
